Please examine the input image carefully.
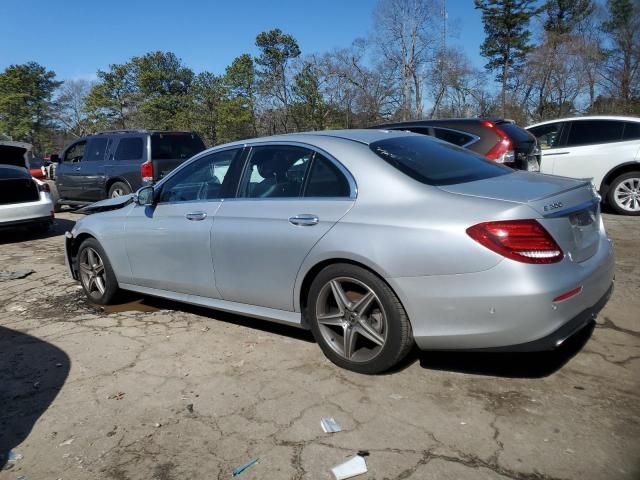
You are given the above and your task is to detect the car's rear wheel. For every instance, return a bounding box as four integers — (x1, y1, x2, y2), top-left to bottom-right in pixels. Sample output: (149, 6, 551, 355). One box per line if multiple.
(77, 238, 120, 305)
(108, 182, 131, 198)
(307, 263, 413, 374)
(608, 172, 640, 216)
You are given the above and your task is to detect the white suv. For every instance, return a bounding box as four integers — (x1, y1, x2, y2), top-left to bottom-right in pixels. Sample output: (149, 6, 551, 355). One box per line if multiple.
(527, 116, 640, 215)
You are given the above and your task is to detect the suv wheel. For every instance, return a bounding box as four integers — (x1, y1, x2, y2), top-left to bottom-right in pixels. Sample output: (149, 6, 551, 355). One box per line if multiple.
(77, 238, 120, 305)
(607, 172, 640, 216)
(307, 263, 413, 374)
(109, 182, 131, 198)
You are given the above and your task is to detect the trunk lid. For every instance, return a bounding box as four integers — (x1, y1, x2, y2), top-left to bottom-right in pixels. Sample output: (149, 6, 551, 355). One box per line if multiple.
(0, 141, 32, 169)
(440, 171, 602, 263)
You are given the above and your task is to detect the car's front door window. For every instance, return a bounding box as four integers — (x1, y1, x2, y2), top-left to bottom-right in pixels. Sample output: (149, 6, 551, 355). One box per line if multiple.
(63, 141, 87, 163)
(158, 148, 242, 203)
(239, 145, 313, 198)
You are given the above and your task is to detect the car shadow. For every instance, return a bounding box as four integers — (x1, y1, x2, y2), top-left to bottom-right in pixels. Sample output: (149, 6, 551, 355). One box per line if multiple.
(91, 296, 594, 378)
(0, 218, 76, 245)
(0, 326, 70, 469)
(108, 294, 316, 344)
(412, 322, 595, 378)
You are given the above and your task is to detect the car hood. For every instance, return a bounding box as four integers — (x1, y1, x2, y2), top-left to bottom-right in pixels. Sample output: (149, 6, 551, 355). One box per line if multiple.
(78, 194, 134, 214)
(438, 171, 595, 216)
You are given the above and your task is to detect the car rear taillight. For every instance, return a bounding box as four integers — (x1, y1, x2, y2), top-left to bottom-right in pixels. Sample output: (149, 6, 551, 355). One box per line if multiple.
(38, 182, 50, 193)
(482, 121, 515, 164)
(466, 220, 563, 264)
(141, 161, 153, 183)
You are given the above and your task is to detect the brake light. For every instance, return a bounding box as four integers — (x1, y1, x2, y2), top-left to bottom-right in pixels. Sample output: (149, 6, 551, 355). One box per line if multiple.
(466, 220, 563, 264)
(141, 161, 153, 183)
(482, 121, 514, 164)
(38, 182, 50, 193)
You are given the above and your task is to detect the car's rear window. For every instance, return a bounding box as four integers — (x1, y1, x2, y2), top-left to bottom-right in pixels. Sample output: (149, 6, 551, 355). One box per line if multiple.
(370, 135, 511, 186)
(0, 166, 30, 179)
(151, 133, 206, 160)
(496, 122, 533, 142)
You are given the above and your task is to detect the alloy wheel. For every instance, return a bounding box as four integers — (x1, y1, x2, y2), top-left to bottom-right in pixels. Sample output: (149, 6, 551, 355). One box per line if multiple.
(614, 177, 640, 212)
(79, 247, 107, 298)
(111, 188, 125, 198)
(315, 276, 388, 363)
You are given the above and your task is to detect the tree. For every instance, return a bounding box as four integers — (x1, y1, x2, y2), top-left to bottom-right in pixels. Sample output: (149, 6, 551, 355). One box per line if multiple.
(474, 0, 538, 116)
(190, 72, 225, 146)
(84, 62, 137, 129)
(372, 0, 441, 120)
(224, 54, 258, 137)
(55, 79, 93, 138)
(255, 29, 301, 133)
(132, 51, 194, 129)
(601, 0, 640, 109)
(0, 62, 61, 153)
(291, 61, 329, 131)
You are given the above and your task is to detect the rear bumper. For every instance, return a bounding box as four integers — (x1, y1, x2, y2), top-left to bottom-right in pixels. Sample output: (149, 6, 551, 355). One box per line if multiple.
(470, 282, 613, 352)
(388, 233, 615, 351)
(0, 195, 53, 228)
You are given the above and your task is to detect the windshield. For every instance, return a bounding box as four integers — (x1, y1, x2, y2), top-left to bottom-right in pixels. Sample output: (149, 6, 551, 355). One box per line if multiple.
(370, 135, 511, 186)
(151, 133, 206, 160)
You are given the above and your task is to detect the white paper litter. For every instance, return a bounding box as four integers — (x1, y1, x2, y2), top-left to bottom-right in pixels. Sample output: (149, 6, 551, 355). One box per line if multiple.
(331, 455, 367, 480)
(321, 417, 342, 433)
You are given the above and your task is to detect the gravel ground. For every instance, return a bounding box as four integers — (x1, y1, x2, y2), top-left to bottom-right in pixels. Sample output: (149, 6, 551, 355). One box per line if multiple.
(0, 211, 638, 480)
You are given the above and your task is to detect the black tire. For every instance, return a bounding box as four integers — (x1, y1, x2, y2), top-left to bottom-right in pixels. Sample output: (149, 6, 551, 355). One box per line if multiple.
(606, 172, 640, 216)
(307, 263, 413, 374)
(77, 238, 120, 305)
(47, 181, 62, 213)
(108, 181, 131, 198)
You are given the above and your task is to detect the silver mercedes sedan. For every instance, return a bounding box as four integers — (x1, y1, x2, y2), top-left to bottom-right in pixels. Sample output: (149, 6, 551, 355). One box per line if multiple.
(64, 130, 615, 373)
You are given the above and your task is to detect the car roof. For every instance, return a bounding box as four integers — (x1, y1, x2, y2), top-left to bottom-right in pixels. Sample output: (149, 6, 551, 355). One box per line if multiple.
(221, 129, 417, 148)
(527, 115, 640, 129)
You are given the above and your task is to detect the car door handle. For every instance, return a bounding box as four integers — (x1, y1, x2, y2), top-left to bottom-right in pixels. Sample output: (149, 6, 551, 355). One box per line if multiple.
(185, 211, 207, 221)
(74, 166, 81, 171)
(543, 151, 570, 156)
(289, 214, 319, 226)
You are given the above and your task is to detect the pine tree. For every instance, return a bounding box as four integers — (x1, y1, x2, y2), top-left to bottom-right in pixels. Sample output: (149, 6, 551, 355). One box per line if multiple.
(474, 0, 538, 116)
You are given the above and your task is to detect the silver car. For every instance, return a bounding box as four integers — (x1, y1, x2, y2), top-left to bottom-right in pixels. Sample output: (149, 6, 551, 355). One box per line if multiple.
(1, 141, 54, 233)
(64, 130, 615, 374)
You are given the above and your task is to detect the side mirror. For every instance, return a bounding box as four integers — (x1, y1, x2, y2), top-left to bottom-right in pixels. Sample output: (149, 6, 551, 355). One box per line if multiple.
(50, 154, 61, 163)
(135, 186, 155, 206)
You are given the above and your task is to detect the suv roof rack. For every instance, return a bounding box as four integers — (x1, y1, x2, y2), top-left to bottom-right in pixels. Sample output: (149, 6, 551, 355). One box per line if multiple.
(94, 129, 149, 135)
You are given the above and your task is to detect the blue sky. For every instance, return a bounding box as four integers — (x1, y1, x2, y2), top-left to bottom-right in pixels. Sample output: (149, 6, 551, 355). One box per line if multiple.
(1, 0, 486, 81)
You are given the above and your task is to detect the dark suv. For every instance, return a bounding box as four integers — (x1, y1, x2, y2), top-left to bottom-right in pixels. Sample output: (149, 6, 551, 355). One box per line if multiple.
(373, 119, 540, 171)
(49, 130, 206, 210)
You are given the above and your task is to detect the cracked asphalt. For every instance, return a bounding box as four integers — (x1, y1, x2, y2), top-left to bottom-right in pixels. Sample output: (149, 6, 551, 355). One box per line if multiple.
(0, 211, 638, 480)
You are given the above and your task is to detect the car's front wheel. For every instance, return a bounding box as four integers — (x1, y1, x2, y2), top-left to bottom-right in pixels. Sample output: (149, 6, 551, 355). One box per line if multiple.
(77, 238, 120, 305)
(607, 172, 640, 216)
(307, 263, 413, 374)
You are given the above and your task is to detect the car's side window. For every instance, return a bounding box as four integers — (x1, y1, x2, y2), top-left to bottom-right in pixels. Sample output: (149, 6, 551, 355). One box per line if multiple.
(63, 141, 87, 163)
(304, 154, 351, 198)
(239, 145, 313, 199)
(433, 128, 475, 147)
(623, 122, 640, 141)
(565, 120, 624, 147)
(529, 123, 562, 150)
(158, 149, 241, 203)
(407, 127, 433, 136)
(84, 138, 109, 162)
(114, 137, 144, 161)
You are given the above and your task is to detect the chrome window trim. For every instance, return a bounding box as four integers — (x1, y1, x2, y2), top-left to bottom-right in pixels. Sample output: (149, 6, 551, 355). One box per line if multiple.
(153, 145, 245, 205)
(234, 140, 358, 200)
